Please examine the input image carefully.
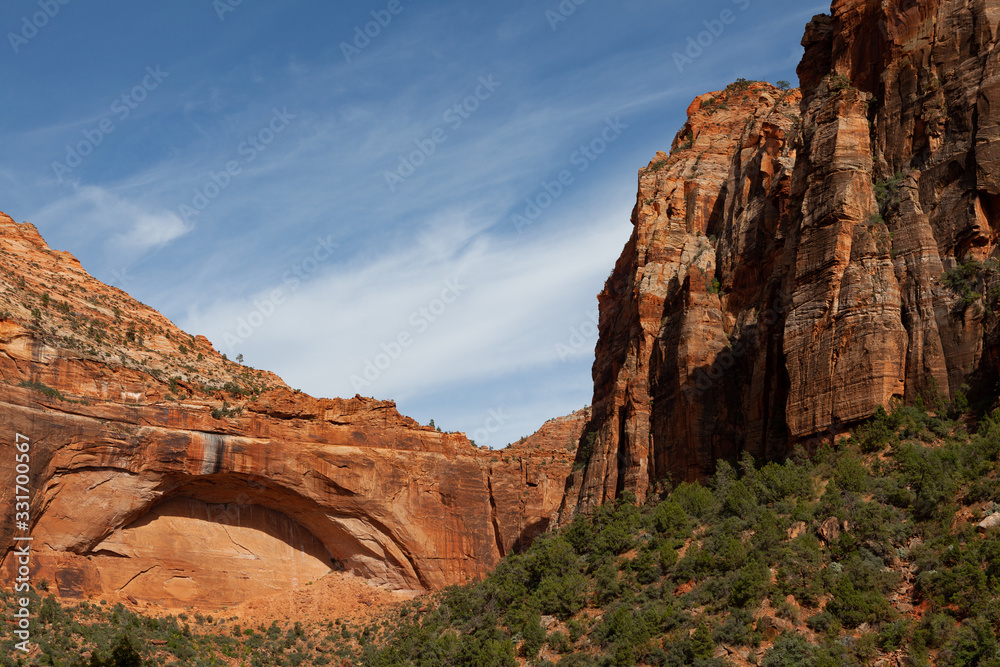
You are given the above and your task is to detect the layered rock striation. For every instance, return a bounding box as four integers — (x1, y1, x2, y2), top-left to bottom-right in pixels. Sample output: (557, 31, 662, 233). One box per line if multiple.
(563, 81, 803, 515)
(566, 0, 1000, 513)
(0, 213, 579, 607)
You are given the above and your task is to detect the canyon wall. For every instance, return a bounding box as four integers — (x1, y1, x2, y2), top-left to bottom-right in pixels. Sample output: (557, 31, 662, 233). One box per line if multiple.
(0, 214, 582, 608)
(565, 0, 1000, 513)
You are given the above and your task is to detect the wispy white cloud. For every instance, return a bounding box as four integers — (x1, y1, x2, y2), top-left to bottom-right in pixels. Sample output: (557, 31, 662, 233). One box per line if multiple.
(112, 211, 191, 254)
(32, 185, 192, 264)
(180, 201, 629, 444)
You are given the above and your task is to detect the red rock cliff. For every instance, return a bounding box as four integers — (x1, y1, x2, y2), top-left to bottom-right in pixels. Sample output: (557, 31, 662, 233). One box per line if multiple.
(0, 213, 580, 608)
(565, 0, 1000, 513)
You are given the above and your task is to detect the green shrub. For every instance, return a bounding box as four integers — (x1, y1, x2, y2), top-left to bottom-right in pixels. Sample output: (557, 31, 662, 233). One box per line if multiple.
(589, 495, 641, 555)
(859, 405, 899, 452)
(672, 482, 717, 520)
(941, 258, 1000, 308)
(878, 619, 910, 652)
(949, 390, 970, 418)
(940, 617, 1000, 666)
(713, 609, 756, 647)
(874, 171, 907, 212)
(509, 606, 544, 658)
(78, 635, 143, 667)
(713, 461, 759, 522)
(727, 78, 755, 92)
(805, 611, 840, 637)
(777, 534, 825, 606)
(547, 631, 572, 654)
(689, 621, 715, 660)
(852, 632, 879, 664)
(825, 577, 894, 628)
(593, 557, 623, 606)
(762, 632, 816, 667)
(833, 455, 871, 493)
(19, 380, 72, 402)
(728, 558, 770, 608)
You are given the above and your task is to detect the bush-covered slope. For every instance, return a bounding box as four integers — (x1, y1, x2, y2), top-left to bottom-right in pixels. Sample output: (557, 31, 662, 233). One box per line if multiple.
(360, 400, 1000, 666)
(6, 399, 1000, 666)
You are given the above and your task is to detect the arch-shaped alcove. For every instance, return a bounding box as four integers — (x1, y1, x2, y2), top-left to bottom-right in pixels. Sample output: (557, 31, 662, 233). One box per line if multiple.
(75, 471, 427, 607)
(90, 496, 335, 605)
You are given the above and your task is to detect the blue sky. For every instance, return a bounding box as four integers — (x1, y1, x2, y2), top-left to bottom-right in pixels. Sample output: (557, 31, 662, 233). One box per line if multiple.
(0, 0, 828, 447)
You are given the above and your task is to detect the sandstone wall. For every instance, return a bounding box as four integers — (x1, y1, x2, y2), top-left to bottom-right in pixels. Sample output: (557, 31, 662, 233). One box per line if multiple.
(567, 0, 1000, 512)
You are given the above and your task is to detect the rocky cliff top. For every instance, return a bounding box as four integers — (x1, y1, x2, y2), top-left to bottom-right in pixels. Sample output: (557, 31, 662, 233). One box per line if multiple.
(0, 211, 286, 403)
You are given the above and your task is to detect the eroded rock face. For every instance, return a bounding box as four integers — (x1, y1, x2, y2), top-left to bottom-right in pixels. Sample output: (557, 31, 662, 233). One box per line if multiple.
(567, 0, 1000, 511)
(0, 214, 578, 607)
(488, 408, 589, 553)
(563, 82, 803, 515)
(85, 498, 335, 606)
